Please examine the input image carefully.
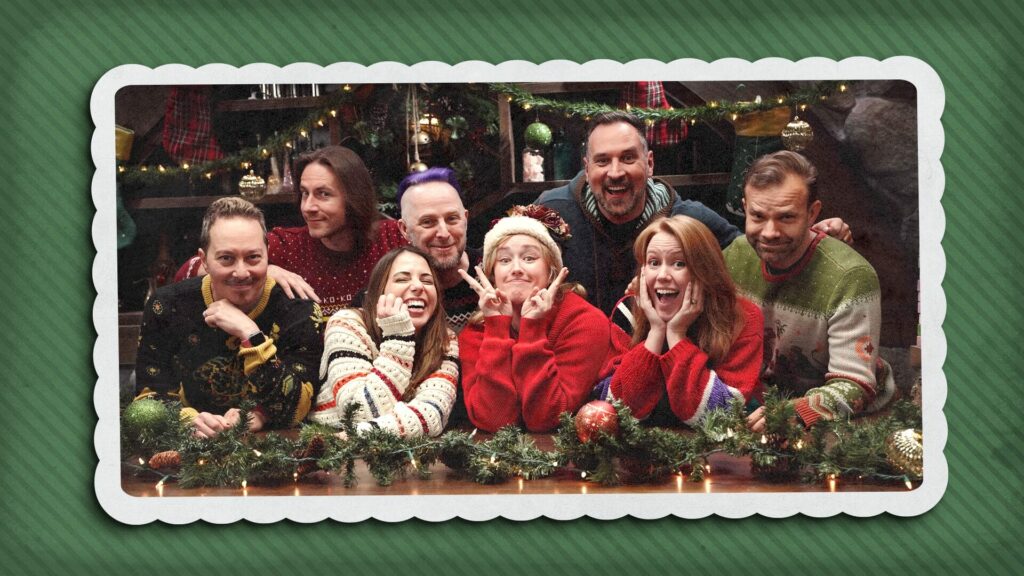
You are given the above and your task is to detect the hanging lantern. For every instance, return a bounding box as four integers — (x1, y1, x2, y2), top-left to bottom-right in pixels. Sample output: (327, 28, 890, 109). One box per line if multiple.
(238, 169, 267, 200)
(781, 116, 814, 151)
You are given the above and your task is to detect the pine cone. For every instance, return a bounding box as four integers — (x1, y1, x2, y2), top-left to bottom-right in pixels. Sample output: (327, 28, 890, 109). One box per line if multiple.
(295, 435, 326, 476)
(148, 450, 181, 470)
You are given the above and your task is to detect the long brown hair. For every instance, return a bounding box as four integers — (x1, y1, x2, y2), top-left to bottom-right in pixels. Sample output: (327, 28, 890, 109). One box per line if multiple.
(293, 146, 379, 252)
(631, 215, 743, 364)
(360, 246, 450, 399)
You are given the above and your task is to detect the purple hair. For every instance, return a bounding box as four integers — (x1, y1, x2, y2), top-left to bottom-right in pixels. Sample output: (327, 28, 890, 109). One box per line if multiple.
(396, 167, 464, 210)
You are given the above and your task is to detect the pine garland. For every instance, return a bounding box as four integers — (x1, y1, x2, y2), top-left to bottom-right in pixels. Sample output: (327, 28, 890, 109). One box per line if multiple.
(123, 390, 921, 490)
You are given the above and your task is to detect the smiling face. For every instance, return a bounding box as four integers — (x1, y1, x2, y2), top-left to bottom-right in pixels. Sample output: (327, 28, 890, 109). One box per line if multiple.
(199, 216, 268, 312)
(399, 180, 468, 272)
(643, 231, 693, 323)
(299, 162, 349, 250)
(584, 121, 654, 224)
(743, 173, 822, 269)
(492, 234, 552, 309)
(382, 250, 438, 332)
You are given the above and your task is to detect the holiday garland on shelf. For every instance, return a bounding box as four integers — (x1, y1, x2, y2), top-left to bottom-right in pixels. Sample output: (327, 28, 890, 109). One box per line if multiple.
(490, 81, 849, 124)
(123, 387, 922, 491)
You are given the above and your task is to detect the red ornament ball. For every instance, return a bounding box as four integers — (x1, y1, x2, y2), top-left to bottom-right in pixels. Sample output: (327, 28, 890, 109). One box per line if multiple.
(574, 400, 619, 443)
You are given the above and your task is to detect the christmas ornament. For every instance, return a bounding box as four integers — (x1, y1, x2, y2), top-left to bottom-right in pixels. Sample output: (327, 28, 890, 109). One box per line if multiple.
(280, 148, 294, 195)
(238, 169, 267, 200)
(122, 398, 174, 441)
(408, 161, 428, 173)
(781, 116, 814, 151)
(885, 428, 923, 477)
(148, 450, 181, 470)
(574, 400, 619, 443)
(445, 115, 468, 139)
(524, 121, 552, 148)
(413, 130, 431, 145)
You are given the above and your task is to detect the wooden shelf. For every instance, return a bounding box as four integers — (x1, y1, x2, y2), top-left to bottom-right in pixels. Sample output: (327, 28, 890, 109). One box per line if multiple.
(215, 96, 330, 113)
(129, 193, 297, 210)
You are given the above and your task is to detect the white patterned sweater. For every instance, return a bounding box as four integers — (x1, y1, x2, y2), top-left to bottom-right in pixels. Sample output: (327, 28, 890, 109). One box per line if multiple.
(309, 308, 459, 438)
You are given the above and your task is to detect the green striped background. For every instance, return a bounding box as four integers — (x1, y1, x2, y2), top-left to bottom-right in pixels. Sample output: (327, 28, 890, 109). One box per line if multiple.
(2, 0, 1021, 573)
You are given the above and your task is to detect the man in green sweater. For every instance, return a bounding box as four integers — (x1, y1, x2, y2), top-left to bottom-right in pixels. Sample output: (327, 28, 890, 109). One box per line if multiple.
(724, 151, 893, 430)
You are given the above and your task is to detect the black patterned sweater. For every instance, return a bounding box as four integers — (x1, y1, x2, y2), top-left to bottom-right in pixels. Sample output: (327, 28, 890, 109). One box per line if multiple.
(135, 276, 324, 428)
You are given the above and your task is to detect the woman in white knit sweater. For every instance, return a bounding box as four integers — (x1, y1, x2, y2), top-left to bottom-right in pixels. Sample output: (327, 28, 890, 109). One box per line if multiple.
(309, 246, 459, 438)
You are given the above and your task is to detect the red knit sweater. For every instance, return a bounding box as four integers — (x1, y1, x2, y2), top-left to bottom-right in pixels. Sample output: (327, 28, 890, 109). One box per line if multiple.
(458, 292, 612, 432)
(607, 297, 764, 425)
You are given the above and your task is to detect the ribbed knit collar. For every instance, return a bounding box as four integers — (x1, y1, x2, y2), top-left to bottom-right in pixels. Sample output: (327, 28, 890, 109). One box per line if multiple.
(580, 178, 673, 234)
(761, 230, 827, 283)
(201, 275, 276, 318)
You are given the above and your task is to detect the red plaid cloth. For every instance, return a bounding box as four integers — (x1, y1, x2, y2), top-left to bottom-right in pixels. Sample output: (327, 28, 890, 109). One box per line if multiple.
(162, 86, 223, 164)
(620, 81, 687, 147)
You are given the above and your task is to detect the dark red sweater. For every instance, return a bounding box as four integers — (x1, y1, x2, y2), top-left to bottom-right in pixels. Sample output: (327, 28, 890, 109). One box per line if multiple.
(458, 292, 612, 432)
(607, 297, 764, 425)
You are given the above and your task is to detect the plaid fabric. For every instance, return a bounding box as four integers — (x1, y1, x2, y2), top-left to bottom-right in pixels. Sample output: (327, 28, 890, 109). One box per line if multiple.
(620, 81, 687, 147)
(162, 86, 223, 164)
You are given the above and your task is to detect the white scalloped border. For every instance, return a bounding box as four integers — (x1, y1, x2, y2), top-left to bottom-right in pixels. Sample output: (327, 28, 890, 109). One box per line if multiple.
(92, 57, 946, 525)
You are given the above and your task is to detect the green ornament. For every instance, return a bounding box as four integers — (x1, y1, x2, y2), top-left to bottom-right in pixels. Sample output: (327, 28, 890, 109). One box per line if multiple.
(122, 398, 174, 440)
(524, 122, 553, 148)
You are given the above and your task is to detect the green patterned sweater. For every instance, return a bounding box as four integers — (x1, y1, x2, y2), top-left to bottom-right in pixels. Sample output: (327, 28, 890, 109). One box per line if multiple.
(724, 232, 891, 426)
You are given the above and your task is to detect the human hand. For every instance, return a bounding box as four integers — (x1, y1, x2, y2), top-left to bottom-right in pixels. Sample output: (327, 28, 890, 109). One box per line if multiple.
(636, 271, 667, 330)
(375, 293, 408, 320)
(192, 411, 233, 439)
(666, 279, 704, 345)
(812, 217, 853, 245)
(224, 407, 267, 433)
(459, 265, 512, 317)
(521, 267, 568, 320)
(268, 264, 320, 302)
(746, 406, 767, 434)
(203, 300, 259, 340)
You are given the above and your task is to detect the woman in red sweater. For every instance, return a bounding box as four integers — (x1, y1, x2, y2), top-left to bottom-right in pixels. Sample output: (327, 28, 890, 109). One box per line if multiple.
(601, 215, 764, 426)
(458, 207, 612, 432)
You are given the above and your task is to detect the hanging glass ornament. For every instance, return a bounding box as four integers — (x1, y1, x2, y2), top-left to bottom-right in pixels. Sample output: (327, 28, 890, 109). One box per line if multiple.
(280, 147, 294, 195)
(524, 121, 553, 148)
(238, 169, 267, 200)
(522, 148, 545, 182)
(408, 161, 428, 173)
(781, 116, 814, 151)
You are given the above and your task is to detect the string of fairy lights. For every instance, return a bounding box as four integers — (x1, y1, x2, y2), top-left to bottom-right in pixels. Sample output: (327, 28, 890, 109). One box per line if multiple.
(115, 81, 850, 188)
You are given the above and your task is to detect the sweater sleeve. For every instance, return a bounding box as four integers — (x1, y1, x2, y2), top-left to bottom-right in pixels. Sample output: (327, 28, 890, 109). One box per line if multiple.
(458, 316, 520, 432)
(235, 299, 322, 429)
(611, 300, 764, 425)
(371, 331, 459, 438)
(793, 268, 883, 427)
(134, 292, 179, 400)
(513, 295, 612, 431)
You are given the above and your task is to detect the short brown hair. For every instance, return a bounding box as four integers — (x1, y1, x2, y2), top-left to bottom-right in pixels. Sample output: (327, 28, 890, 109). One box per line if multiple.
(293, 146, 379, 251)
(584, 111, 649, 156)
(743, 150, 819, 205)
(199, 197, 267, 251)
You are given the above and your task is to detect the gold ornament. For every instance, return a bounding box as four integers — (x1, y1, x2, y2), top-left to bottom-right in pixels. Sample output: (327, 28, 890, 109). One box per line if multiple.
(885, 429, 923, 478)
(414, 130, 431, 145)
(408, 161, 428, 173)
(238, 170, 267, 200)
(781, 116, 814, 151)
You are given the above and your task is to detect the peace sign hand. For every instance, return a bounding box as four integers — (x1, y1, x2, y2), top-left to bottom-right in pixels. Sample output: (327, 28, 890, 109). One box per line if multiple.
(521, 267, 568, 321)
(459, 265, 512, 317)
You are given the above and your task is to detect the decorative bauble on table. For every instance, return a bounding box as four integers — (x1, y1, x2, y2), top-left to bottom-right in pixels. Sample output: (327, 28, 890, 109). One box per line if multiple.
(238, 169, 267, 200)
(781, 116, 814, 151)
(524, 121, 552, 149)
(122, 397, 175, 441)
(574, 400, 619, 443)
(885, 428, 923, 478)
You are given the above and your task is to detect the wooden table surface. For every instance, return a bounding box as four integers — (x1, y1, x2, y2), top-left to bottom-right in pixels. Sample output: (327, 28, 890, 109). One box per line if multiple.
(122, 431, 910, 497)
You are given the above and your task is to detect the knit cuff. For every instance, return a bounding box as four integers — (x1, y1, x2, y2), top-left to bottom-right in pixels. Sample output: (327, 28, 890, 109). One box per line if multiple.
(239, 338, 278, 375)
(179, 407, 199, 423)
(378, 311, 415, 338)
(518, 316, 547, 342)
(483, 315, 513, 338)
(792, 397, 821, 428)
